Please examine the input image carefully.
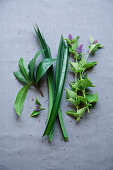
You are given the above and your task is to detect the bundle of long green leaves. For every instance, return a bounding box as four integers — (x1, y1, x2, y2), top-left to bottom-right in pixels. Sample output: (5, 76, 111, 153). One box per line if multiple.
(34, 25, 68, 141)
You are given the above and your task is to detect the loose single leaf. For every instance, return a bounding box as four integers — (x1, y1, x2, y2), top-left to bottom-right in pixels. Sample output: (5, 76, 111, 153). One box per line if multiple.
(14, 84, 29, 116)
(65, 88, 76, 99)
(13, 71, 29, 84)
(30, 110, 40, 117)
(28, 50, 45, 81)
(36, 58, 56, 84)
(19, 58, 29, 80)
(84, 61, 97, 69)
(35, 97, 41, 106)
(86, 93, 98, 103)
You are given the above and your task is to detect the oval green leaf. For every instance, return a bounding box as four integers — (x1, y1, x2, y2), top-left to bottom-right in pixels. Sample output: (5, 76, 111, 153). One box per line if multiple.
(13, 71, 29, 84)
(14, 84, 30, 116)
(36, 58, 56, 84)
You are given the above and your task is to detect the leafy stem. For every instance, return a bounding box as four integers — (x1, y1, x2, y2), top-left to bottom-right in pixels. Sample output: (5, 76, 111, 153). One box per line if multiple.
(65, 34, 103, 121)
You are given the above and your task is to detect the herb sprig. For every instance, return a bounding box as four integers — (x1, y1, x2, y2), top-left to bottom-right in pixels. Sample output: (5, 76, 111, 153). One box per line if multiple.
(14, 50, 55, 116)
(65, 34, 103, 121)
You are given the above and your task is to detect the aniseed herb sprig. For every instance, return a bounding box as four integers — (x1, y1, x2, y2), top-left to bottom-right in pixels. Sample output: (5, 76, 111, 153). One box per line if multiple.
(65, 34, 104, 121)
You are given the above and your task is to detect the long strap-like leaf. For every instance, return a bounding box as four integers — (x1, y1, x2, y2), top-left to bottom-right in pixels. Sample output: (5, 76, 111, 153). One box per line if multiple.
(43, 37, 69, 136)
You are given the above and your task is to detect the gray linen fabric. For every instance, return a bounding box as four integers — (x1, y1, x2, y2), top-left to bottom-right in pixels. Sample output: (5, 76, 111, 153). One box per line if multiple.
(0, 0, 113, 169)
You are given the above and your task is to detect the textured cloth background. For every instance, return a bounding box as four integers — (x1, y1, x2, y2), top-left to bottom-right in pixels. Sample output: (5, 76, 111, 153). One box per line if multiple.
(0, 0, 113, 170)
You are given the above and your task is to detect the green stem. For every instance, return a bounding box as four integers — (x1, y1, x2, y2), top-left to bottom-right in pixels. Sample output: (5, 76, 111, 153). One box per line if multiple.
(83, 90, 90, 113)
(86, 52, 90, 61)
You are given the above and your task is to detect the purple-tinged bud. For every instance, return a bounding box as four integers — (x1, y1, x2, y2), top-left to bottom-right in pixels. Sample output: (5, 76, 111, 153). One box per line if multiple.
(35, 108, 39, 112)
(76, 44, 83, 54)
(69, 34, 73, 41)
(93, 40, 98, 44)
(36, 104, 39, 108)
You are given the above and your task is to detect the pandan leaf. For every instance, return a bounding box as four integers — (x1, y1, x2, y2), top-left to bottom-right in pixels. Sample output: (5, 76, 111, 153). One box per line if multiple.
(28, 49, 45, 81)
(36, 58, 56, 85)
(13, 71, 29, 84)
(43, 36, 69, 136)
(18, 58, 29, 81)
(14, 84, 30, 116)
(34, 25, 68, 141)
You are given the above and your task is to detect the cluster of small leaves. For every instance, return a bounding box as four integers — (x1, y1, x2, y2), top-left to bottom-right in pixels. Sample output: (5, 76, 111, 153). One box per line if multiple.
(14, 50, 55, 116)
(65, 35, 103, 121)
(30, 97, 45, 117)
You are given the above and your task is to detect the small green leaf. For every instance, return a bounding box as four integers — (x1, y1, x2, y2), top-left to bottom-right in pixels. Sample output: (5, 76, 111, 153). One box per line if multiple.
(65, 110, 77, 117)
(36, 58, 56, 84)
(89, 36, 94, 43)
(71, 81, 79, 90)
(79, 56, 86, 66)
(19, 58, 29, 80)
(65, 39, 72, 45)
(98, 44, 104, 48)
(76, 107, 86, 116)
(72, 36, 79, 43)
(13, 71, 29, 84)
(83, 73, 88, 79)
(72, 42, 78, 51)
(69, 61, 84, 73)
(35, 97, 41, 106)
(30, 110, 40, 117)
(67, 98, 80, 106)
(28, 50, 45, 81)
(77, 96, 87, 103)
(84, 61, 97, 69)
(14, 84, 29, 116)
(66, 107, 86, 120)
(65, 88, 76, 99)
(86, 93, 98, 103)
(78, 79, 95, 90)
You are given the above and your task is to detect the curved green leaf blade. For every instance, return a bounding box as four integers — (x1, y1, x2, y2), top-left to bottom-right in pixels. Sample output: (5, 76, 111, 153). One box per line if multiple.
(19, 58, 29, 81)
(30, 110, 40, 117)
(13, 71, 29, 84)
(35, 97, 41, 106)
(43, 38, 69, 136)
(14, 84, 29, 116)
(36, 58, 56, 84)
(28, 49, 45, 81)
